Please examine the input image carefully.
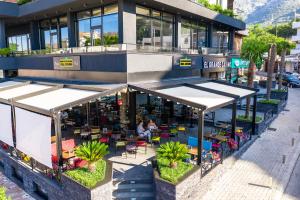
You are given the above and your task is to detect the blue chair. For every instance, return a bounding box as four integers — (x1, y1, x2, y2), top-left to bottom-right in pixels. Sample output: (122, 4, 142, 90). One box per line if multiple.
(203, 140, 212, 151)
(187, 136, 198, 148)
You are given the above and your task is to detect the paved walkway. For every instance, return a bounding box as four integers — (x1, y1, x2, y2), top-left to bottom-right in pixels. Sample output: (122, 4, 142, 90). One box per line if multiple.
(0, 171, 34, 200)
(201, 88, 300, 200)
(283, 152, 300, 200)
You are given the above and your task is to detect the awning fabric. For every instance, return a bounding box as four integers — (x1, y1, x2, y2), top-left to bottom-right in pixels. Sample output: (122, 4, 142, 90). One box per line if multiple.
(0, 81, 23, 89)
(17, 88, 99, 111)
(0, 84, 50, 100)
(15, 108, 52, 168)
(0, 103, 13, 146)
(196, 82, 255, 98)
(157, 86, 234, 109)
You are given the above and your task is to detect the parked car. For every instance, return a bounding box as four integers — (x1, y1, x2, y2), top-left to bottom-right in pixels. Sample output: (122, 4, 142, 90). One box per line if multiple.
(282, 74, 300, 88)
(292, 73, 300, 80)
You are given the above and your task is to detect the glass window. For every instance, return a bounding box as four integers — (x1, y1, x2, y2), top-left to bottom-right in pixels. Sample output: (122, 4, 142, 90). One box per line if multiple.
(198, 25, 207, 47)
(181, 23, 191, 49)
(8, 34, 31, 52)
(162, 20, 173, 48)
(91, 16, 101, 27)
(152, 10, 161, 19)
(136, 15, 152, 46)
(77, 10, 91, 20)
(212, 27, 229, 49)
(78, 19, 91, 47)
(104, 4, 118, 15)
(92, 8, 102, 16)
(44, 30, 51, 50)
(136, 6, 150, 16)
(59, 16, 68, 26)
(103, 13, 119, 45)
(163, 12, 173, 22)
(60, 27, 69, 48)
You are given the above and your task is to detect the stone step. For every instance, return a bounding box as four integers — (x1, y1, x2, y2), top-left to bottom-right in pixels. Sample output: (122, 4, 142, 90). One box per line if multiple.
(113, 179, 153, 186)
(113, 197, 155, 200)
(112, 188, 155, 199)
(114, 183, 154, 190)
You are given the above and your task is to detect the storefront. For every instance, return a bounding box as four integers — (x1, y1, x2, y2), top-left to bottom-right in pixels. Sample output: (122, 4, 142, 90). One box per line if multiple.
(201, 56, 230, 79)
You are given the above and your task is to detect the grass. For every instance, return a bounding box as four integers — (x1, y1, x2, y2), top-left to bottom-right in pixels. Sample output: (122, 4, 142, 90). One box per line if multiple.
(65, 160, 106, 189)
(237, 115, 263, 124)
(258, 99, 281, 105)
(157, 158, 194, 184)
(272, 89, 287, 92)
(0, 187, 11, 200)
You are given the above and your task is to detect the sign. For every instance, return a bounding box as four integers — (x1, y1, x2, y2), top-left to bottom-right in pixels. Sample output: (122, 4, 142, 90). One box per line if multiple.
(179, 58, 192, 67)
(231, 58, 249, 69)
(53, 56, 80, 70)
(203, 57, 230, 69)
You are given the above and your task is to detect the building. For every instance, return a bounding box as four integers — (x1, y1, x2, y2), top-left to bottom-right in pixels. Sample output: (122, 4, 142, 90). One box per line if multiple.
(0, 0, 245, 83)
(289, 14, 300, 72)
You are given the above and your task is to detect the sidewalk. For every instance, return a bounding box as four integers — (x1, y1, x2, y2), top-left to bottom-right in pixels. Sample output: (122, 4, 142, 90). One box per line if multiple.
(200, 88, 300, 200)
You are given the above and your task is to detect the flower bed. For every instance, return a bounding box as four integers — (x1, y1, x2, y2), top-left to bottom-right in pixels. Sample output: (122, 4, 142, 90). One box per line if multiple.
(65, 160, 106, 189)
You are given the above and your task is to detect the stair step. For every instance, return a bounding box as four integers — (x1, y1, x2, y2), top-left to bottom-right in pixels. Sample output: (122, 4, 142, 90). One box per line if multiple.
(114, 183, 153, 190)
(113, 197, 155, 200)
(113, 179, 153, 186)
(113, 190, 155, 199)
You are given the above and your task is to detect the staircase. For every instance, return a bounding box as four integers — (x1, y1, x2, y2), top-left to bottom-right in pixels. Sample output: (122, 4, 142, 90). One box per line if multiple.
(112, 179, 155, 200)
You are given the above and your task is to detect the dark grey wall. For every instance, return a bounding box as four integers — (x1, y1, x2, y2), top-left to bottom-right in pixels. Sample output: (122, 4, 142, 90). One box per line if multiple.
(6, 24, 31, 37)
(0, 2, 18, 17)
(0, 57, 16, 70)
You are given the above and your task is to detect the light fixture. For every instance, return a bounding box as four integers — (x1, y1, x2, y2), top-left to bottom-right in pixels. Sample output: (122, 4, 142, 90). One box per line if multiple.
(177, 102, 180, 105)
(69, 107, 72, 111)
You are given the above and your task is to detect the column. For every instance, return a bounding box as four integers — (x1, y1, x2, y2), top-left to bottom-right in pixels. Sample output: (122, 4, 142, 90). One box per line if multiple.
(118, 0, 136, 48)
(0, 19, 6, 48)
(197, 111, 204, 166)
(231, 102, 237, 139)
(175, 15, 182, 49)
(67, 12, 77, 48)
(228, 29, 235, 51)
(128, 91, 137, 130)
(207, 23, 213, 48)
(251, 95, 257, 139)
(54, 112, 63, 178)
(30, 21, 41, 50)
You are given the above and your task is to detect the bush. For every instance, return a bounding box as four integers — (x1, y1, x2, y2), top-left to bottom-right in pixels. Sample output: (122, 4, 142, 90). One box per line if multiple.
(237, 115, 263, 123)
(157, 158, 193, 184)
(156, 142, 189, 168)
(0, 187, 11, 200)
(197, 0, 235, 17)
(0, 48, 12, 57)
(258, 99, 280, 105)
(272, 89, 287, 92)
(17, 0, 31, 5)
(65, 160, 106, 188)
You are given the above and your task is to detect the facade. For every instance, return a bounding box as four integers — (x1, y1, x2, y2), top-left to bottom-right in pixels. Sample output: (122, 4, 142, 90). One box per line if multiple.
(0, 0, 245, 83)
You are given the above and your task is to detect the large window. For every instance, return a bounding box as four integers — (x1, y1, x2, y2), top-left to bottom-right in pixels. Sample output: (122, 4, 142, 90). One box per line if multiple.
(40, 16, 69, 50)
(212, 26, 229, 50)
(136, 6, 174, 49)
(77, 4, 118, 47)
(180, 19, 207, 50)
(8, 34, 31, 53)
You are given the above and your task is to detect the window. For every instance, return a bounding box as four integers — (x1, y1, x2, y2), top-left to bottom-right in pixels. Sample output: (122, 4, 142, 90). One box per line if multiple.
(136, 6, 174, 49)
(8, 34, 31, 53)
(212, 26, 229, 50)
(77, 4, 119, 47)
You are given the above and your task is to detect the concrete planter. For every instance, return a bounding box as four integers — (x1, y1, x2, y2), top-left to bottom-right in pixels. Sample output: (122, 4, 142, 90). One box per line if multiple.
(271, 91, 288, 101)
(257, 102, 281, 114)
(154, 165, 202, 200)
(236, 120, 265, 135)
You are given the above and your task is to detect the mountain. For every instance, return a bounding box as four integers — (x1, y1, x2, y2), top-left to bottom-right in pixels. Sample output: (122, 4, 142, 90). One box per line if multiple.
(234, 0, 300, 25)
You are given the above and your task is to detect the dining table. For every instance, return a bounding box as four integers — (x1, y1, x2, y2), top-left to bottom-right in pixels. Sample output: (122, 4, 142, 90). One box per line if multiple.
(204, 133, 228, 142)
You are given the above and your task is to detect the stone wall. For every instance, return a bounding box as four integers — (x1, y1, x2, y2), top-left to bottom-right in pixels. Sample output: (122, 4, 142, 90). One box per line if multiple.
(0, 150, 112, 200)
(154, 166, 202, 200)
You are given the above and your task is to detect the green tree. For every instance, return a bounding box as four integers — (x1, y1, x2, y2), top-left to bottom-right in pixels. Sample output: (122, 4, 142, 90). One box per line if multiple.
(266, 22, 297, 39)
(75, 141, 109, 172)
(266, 44, 277, 100)
(156, 142, 189, 168)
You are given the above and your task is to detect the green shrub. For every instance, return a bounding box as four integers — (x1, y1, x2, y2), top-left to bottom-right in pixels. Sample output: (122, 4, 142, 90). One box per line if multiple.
(0, 48, 12, 57)
(272, 89, 287, 93)
(0, 187, 11, 200)
(258, 99, 280, 105)
(156, 142, 189, 168)
(157, 158, 193, 184)
(197, 0, 235, 17)
(17, 0, 31, 5)
(75, 141, 109, 172)
(237, 115, 263, 123)
(65, 160, 106, 188)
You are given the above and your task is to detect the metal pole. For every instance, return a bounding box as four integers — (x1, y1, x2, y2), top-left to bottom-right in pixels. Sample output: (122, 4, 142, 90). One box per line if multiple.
(231, 102, 237, 139)
(197, 111, 204, 166)
(54, 112, 63, 179)
(251, 95, 257, 139)
(10, 102, 17, 148)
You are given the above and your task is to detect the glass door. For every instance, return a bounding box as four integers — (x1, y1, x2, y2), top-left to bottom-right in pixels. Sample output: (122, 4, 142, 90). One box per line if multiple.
(152, 19, 161, 49)
(50, 29, 58, 50)
(91, 26, 102, 46)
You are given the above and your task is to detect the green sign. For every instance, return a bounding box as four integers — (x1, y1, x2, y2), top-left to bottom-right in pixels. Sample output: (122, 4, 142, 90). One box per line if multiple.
(231, 58, 249, 69)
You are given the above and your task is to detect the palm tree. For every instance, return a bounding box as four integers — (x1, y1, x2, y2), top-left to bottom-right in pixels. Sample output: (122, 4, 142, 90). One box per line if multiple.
(156, 142, 189, 168)
(266, 44, 277, 100)
(75, 141, 109, 172)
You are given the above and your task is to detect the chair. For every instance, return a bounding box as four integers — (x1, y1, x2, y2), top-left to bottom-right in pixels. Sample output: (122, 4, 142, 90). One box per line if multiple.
(160, 132, 170, 140)
(91, 134, 100, 140)
(187, 136, 198, 148)
(115, 140, 127, 154)
(136, 140, 147, 154)
(169, 128, 178, 138)
(178, 125, 187, 135)
(91, 127, 100, 134)
(73, 128, 81, 135)
(125, 144, 138, 158)
(151, 136, 161, 145)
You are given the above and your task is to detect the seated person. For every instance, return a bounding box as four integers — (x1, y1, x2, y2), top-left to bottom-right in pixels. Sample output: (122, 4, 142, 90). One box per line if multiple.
(147, 119, 158, 131)
(137, 121, 151, 141)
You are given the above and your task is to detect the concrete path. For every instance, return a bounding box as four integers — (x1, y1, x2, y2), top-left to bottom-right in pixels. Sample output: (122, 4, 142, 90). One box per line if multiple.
(201, 88, 300, 200)
(283, 152, 300, 200)
(0, 170, 34, 200)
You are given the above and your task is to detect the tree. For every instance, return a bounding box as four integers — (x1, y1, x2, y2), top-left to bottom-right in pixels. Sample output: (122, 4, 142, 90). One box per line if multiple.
(266, 44, 277, 100)
(265, 22, 297, 39)
(75, 141, 109, 172)
(156, 142, 189, 168)
(241, 27, 268, 117)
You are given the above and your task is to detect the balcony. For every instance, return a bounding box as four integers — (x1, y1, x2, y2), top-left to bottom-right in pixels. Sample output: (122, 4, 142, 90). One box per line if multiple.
(292, 22, 300, 29)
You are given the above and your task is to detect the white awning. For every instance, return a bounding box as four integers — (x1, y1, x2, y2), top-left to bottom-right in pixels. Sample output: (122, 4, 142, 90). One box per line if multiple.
(0, 81, 23, 89)
(196, 82, 255, 98)
(0, 103, 14, 146)
(17, 88, 99, 111)
(156, 86, 234, 109)
(0, 84, 51, 100)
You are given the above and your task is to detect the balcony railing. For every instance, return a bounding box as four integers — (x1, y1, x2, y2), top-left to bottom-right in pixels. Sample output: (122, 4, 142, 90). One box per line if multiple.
(11, 43, 240, 57)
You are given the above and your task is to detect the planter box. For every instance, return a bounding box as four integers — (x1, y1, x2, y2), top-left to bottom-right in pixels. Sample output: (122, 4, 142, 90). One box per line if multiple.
(259, 80, 276, 88)
(236, 120, 265, 135)
(154, 166, 201, 200)
(271, 91, 288, 101)
(257, 102, 280, 114)
(61, 161, 113, 200)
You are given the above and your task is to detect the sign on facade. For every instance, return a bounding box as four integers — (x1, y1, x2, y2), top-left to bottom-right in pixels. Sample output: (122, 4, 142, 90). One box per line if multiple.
(53, 56, 80, 70)
(203, 57, 230, 69)
(179, 58, 192, 67)
(231, 58, 249, 69)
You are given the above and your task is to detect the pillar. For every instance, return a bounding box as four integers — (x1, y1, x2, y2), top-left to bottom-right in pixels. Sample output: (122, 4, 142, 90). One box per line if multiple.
(175, 15, 182, 49)
(0, 20, 6, 48)
(128, 91, 137, 130)
(228, 29, 235, 51)
(67, 12, 77, 48)
(118, 0, 136, 47)
(30, 21, 41, 50)
(251, 95, 257, 138)
(231, 102, 237, 139)
(207, 23, 213, 48)
(197, 111, 204, 166)
(54, 112, 63, 178)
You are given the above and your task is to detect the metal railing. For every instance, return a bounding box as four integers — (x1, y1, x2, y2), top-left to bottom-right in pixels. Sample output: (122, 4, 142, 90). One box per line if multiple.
(11, 44, 240, 57)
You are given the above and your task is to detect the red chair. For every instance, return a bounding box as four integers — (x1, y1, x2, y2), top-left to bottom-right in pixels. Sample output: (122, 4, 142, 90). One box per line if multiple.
(99, 137, 110, 144)
(136, 140, 147, 154)
(159, 125, 169, 131)
(160, 132, 170, 140)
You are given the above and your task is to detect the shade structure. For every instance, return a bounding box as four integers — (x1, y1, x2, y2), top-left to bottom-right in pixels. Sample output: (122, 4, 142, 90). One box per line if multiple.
(17, 88, 99, 111)
(196, 82, 255, 98)
(15, 108, 52, 168)
(156, 86, 234, 111)
(0, 81, 23, 89)
(0, 103, 13, 146)
(0, 84, 51, 100)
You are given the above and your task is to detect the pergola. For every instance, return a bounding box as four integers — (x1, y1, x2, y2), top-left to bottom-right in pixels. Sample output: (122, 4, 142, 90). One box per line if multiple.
(129, 79, 258, 165)
(0, 80, 126, 169)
